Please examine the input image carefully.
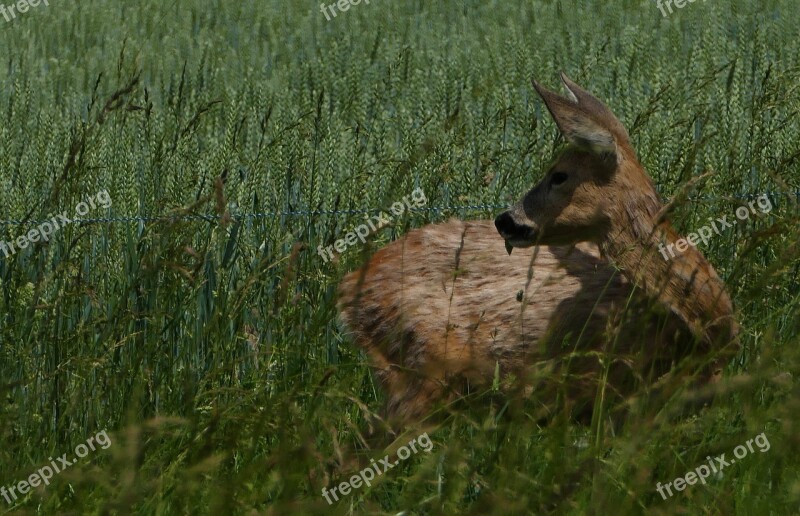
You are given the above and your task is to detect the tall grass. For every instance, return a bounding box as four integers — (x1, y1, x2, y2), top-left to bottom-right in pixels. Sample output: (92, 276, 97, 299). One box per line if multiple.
(0, 0, 799, 513)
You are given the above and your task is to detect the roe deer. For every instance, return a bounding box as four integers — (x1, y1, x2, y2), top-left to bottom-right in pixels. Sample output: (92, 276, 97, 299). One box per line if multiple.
(337, 73, 739, 427)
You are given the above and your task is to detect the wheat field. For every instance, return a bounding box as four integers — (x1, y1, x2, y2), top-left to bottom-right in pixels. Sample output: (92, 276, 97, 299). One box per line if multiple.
(0, 0, 799, 514)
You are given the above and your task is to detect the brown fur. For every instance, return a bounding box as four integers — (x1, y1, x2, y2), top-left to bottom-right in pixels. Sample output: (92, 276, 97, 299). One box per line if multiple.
(337, 74, 739, 427)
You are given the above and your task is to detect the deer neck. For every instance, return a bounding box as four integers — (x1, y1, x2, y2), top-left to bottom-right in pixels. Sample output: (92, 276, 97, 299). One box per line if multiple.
(597, 190, 738, 351)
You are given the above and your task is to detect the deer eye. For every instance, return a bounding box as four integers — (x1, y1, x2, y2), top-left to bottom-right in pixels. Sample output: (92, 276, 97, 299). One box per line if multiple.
(550, 172, 568, 186)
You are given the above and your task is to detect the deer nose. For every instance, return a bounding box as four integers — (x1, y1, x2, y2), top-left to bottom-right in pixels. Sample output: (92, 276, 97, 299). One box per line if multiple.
(494, 211, 523, 239)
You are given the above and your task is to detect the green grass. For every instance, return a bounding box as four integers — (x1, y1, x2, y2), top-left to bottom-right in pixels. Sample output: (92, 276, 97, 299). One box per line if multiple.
(0, 0, 799, 513)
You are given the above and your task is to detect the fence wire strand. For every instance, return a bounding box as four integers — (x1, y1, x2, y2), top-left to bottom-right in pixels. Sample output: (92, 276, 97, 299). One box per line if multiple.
(0, 192, 797, 227)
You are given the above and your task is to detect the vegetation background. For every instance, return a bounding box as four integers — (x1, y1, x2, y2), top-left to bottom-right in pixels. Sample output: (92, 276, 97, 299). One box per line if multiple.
(0, 0, 798, 513)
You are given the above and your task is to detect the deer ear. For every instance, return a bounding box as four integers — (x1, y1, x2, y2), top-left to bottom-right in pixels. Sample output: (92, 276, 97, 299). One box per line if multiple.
(559, 72, 630, 140)
(532, 77, 617, 157)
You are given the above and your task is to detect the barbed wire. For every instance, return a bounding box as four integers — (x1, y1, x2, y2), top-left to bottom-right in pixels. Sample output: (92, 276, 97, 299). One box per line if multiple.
(0, 192, 797, 227)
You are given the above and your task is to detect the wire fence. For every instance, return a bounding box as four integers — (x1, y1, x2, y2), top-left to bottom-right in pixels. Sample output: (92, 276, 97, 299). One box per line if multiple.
(0, 191, 797, 227)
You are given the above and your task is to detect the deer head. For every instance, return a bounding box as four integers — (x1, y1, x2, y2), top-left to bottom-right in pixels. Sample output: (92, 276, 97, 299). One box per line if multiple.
(495, 73, 661, 251)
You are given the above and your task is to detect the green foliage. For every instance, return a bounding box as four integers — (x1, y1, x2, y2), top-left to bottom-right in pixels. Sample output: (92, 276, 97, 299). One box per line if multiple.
(0, 0, 799, 513)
